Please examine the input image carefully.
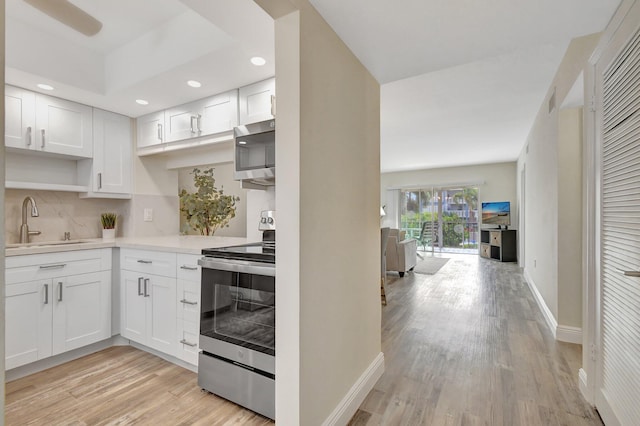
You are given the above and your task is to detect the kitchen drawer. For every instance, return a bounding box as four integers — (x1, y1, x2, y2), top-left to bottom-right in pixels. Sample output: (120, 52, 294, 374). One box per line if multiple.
(177, 279, 200, 323)
(177, 253, 201, 281)
(121, 249, 176, 277)
(6, 249, 111, 285)
(480, 244, 490, 258)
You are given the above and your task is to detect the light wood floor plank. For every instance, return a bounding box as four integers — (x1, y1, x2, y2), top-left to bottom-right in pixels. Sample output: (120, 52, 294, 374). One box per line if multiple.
(351, 254, 602, 426)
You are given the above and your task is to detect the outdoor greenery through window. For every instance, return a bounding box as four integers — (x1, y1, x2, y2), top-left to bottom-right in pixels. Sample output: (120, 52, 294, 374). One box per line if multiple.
(400, 186, 479, 254)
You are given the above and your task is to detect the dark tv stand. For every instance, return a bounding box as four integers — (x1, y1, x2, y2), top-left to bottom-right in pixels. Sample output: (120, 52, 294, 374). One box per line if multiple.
(480, 229, 516, 262)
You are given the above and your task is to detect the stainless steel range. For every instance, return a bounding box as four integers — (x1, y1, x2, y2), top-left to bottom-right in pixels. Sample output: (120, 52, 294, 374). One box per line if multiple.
(197, 211, 275, 420)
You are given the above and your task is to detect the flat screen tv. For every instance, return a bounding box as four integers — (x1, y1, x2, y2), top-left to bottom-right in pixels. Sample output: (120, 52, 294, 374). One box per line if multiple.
(482, 201, 510, 226)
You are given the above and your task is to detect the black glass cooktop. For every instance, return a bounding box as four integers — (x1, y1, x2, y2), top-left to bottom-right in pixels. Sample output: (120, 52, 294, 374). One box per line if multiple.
(202, 242, 275, 264)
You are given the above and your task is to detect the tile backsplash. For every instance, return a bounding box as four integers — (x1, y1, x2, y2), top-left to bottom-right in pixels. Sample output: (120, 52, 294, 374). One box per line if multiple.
(5, 190, 182, 243)
(4, 189, 129, 243)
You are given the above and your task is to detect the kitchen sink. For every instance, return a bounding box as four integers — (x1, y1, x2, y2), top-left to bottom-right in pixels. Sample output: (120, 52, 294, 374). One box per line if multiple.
(6, 239, 93, 249)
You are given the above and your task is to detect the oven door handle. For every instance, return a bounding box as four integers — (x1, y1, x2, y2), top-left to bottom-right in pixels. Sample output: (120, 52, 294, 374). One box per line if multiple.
(198, 258, 275, 277)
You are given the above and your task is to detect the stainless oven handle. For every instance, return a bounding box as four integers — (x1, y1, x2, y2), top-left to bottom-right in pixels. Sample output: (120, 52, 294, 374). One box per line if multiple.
(198, 258, 275, 277)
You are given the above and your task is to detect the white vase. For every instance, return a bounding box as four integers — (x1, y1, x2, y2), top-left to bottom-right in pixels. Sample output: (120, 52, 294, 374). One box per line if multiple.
(102, 228, 116, 241)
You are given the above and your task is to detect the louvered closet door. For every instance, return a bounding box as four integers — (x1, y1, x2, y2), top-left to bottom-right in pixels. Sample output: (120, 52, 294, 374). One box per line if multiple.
(597, 14, 640, 426)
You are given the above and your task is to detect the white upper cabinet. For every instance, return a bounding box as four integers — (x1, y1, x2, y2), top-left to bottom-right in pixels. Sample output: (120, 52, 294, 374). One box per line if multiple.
(164, 89, 238, 143)
(81, 109, 132, 198)
(35, 93, 93, 158)
(136, 111, 165, 148)
(239, 77, 275, 125)
(5, 86, 93, 158)
(5, 86, 36, 150)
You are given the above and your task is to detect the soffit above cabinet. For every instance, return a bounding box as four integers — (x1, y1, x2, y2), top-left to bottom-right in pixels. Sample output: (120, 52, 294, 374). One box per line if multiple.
(5, 0, 274, 118)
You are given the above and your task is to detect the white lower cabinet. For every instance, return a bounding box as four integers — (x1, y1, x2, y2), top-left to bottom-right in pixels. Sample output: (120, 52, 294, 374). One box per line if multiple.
(176, 254, 202, 365)
(120, 249, 177, 357)
(4, 250, 112, 370)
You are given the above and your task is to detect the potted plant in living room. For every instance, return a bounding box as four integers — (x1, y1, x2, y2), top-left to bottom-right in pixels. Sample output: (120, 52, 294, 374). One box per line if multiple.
(101, 212, 117, 240)
(179, 167, 239, 236)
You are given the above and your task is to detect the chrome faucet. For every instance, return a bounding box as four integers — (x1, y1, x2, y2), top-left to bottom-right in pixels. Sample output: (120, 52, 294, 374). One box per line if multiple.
(20, 196, 41, 244)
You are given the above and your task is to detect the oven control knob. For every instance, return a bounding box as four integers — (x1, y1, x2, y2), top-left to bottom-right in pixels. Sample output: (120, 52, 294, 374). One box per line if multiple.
(268, 217, 274, 224)
(261, 217, 267, 224)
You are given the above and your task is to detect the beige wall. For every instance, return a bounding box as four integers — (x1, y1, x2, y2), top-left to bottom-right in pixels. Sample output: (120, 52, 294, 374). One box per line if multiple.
(264, 1, 381, 424)
(517, 33, 600, 330)
(381, 162, 518, 230)
(558, 108, 583, 328)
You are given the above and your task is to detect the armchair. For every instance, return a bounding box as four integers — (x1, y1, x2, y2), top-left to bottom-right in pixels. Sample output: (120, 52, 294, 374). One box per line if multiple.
(386, 229, 417, 277)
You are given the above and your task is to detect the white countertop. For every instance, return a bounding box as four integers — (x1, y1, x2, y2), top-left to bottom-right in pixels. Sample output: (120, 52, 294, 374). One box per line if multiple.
(5, 235, 255, 257)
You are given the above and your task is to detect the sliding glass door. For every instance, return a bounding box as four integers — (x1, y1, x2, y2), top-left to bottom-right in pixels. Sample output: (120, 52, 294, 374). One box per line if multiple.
(399, 186, 478, 254)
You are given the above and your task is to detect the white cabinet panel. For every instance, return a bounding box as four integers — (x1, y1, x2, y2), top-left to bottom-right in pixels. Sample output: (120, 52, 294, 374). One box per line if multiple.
(121, 270, 147, 342)
(52, 271, 111, 355)
(239, 78, 275, 125)
(147, 274, 177, 356)
(164, 90, 238, 143)
(136, 111, 165, 148)
(5, 281, 52, 370)
(35, 94, 93, 158)
(5, 86, 35, 150)
(86, 109, 132, 196)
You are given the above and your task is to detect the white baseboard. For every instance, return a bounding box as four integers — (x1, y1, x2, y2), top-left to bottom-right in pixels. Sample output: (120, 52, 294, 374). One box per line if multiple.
(322, 352, 385, 426)
(523, 269, 558, 339)
(556, 325, 582, 344)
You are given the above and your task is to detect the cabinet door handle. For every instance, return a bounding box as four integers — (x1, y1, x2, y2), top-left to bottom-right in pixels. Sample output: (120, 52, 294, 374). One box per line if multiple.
(144, 278, 150, 297)
(137, 259, 152, 264)
(190, 116, 196, 134)
(138, 277, 144, 296)
(157, 123, 163, 141)
(97, 172, 102, 189)
(623, 270, 640, 277)
(180, 299, 197, 306)
(44, 283, 49, 305)
(196, 114, 202, 132)
(41, 129, 46, 148)
(180, 265, 198, 271)
(270, 95, 276, 117)
(180, 339, 197, 347)
(39, 264, 66, 269)
(58, 282, 63, 302)
(26, 126, 32, 146)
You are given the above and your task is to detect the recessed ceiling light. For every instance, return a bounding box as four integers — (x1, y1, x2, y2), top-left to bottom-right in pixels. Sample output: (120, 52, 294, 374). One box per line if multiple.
(250, 56, 266, 66)
(187, 80, 202, 88)
(37, 83, 54, 91)
(136, 99, 149, 105)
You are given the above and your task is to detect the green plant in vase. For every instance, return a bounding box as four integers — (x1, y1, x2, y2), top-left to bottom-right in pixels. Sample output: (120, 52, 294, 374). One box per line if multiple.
(179, 167, 239, 236)
(100, 212, 117, 240)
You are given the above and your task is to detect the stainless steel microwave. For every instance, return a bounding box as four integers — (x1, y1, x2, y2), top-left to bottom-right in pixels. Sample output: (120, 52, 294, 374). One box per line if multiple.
(234, 119, 275, 186)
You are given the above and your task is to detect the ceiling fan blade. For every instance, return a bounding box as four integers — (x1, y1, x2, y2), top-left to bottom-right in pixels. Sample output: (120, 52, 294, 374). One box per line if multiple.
(23, 0, 103, 36)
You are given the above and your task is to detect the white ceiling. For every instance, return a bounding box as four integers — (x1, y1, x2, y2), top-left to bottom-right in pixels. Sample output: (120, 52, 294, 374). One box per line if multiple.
(5, 0, 623, 172)
(310, 0, 622, 172)
(5, 0, 275, 118)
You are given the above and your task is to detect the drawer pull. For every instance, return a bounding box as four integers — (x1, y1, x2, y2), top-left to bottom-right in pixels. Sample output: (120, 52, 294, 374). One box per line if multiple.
(138, 277, 144, 296)
(137, 260, 153, 264)
(58, 282, 63, 302)
(180, 299, 198, 306)
(180, 339, 197, 347)
(144, 278, 150, 297)
(44, 283, 49, 305)
(39, 264, 67, 269)
(180, 265, 198, 271)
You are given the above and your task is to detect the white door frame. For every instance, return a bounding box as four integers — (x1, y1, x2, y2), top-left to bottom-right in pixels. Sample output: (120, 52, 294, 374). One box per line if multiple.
(583, 0, 640, 418)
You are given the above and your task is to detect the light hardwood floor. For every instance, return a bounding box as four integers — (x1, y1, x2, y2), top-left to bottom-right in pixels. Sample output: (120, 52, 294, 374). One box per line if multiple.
(351, 253, 602, 425)
(6, 254, 600, 425)
(5, 346, 273, 425)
